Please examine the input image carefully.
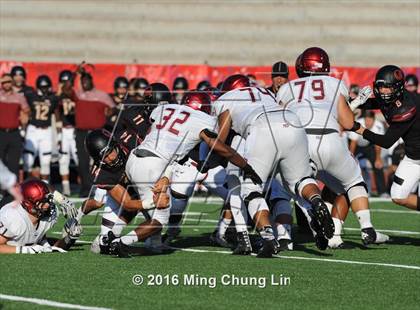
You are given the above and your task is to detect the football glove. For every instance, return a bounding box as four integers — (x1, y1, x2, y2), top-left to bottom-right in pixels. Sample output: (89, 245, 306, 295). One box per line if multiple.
(242, 164, 263, 185)
(53, 190, 78, 219)
(63, 218, 83, 241)
(349, 86, 372, 111)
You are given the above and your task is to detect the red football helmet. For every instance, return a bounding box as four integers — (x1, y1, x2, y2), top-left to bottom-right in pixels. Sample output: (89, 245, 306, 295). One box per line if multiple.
(295, 47, 330, 78)
(221, 74, 250, 92)
(181, 91, 211, 114)
(21, 179, 53, 218)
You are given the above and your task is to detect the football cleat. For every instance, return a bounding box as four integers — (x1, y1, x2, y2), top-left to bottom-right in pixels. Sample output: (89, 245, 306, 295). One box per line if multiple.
(310, 197, 335, 239)
(310, 218, 329, 250)
(278, 238, 293, 251)
(232, 231, 252, 255)
(361, 228, 390, 246)
(256, 239, 280, 258)
(328, 235, 345, 249)
(210, 231, 232, 248)
(162, 227, 181, 245)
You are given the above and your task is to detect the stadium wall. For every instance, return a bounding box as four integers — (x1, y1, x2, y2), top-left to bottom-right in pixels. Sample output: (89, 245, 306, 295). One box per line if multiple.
(0, 61, 419, 93)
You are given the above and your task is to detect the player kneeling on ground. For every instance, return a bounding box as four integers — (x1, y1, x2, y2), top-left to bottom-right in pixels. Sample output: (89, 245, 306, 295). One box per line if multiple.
(0, 179, 81, 254)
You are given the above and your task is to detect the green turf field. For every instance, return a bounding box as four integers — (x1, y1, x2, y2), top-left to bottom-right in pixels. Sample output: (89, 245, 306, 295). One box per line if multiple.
(1, 200, 419, 310)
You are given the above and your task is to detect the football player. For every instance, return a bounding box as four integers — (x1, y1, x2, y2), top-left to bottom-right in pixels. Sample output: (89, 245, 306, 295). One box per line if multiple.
(0, 179, 81, 254)
(162, 91, 232, 246)
(23, 75, 59, 181)
(172, 76, 189, 104)
(57, 70, 78, 196)
(79, 129, 169, 254)
(113, 89, 261, 257)
(351, 65, 420, 212)
(213, 74, 334, 257)
(10, 65, 35, 99)
(277, 47, 388, 246)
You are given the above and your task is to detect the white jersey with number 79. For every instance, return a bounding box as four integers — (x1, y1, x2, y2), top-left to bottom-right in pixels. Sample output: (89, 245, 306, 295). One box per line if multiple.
(276, 75, 349, 131)
(212, 87, 278, 137)
(138, 104, 217, 162)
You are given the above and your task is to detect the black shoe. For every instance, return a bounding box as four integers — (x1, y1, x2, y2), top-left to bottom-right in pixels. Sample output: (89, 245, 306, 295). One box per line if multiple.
(310, 197, 334, 239)
(361, 227, 377, 245)
(109, 240, 131, 258)
(278, 239, 293, 251)
(309, 217, 329, 250)
(232, 231, 252, 255)
(257, 239, 280, 258)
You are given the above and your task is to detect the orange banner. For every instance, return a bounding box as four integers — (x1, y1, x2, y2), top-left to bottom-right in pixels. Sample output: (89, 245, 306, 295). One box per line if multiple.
(1, 61, 419, 93)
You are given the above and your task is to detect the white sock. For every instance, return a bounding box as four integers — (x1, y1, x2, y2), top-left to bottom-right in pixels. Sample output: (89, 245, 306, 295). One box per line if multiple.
(332, 217, 343, 236)
(62, 180, 70, 193)
(120, 230, 139, 245)
(355, 209, 372, 229)
(75, 208, 85, 222)
(276, 223, 291, 240)
(217, 217, 232, 237)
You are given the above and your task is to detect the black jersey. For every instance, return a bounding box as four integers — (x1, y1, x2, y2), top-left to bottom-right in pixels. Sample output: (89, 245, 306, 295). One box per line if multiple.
(186, 129, 238, 170)
(113, 104, 151, 150)
(90, 136, 138, 198)
(59, 95, 76, 127)
(27, 92, 59, 127)
(360, 90, 420, 160)
(16, 84, 35, 100)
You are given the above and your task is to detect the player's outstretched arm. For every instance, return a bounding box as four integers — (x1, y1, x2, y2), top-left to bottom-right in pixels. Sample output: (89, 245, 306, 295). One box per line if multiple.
(199, 130, 262, 185)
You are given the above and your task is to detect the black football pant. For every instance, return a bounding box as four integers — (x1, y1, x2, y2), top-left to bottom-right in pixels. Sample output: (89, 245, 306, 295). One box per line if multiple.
(75, 129, 93, 197)
(0, 129, 22, 177)
(356, 145, 387, 195)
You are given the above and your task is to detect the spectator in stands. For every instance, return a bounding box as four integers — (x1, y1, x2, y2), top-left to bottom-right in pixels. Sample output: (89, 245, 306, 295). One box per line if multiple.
(172, 76, 188, 104)
(0, 74, 29, 178)
(127, 78, 148, 104)
(10, 66, 35, 99)
(348, 111, 388, 197)
(63, 71, 115, 197)
(196, 80, 211, 91)
(349, 84, 360, 100)
(267, 61, 289, 95)
(405, 74, 418, 94)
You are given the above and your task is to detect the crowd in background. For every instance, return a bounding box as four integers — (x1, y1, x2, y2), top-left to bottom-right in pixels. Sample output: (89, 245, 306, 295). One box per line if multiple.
(0, 63, 418, 199)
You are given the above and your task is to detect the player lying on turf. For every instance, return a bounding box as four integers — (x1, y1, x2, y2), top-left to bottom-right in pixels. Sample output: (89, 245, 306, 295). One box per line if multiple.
(108, 89, 261, 257)
(0, 179, 82, 254)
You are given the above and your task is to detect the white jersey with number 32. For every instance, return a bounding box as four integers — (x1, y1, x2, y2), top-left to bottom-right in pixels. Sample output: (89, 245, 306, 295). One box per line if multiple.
(276, 76, 348, 131)
(212, 87, 278, 137)
(139, 104, 217, 161)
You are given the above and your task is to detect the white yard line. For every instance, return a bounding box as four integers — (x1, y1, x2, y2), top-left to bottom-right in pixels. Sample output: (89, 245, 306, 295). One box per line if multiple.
(0, 294, 112, 310)
(343, 227, 420, 235)
(168, 247, 420, 271)
(370, 209, 419, 215)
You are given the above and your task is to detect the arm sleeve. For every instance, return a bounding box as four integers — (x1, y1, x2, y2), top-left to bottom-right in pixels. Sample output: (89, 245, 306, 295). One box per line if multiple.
(362, 120, 414, 149)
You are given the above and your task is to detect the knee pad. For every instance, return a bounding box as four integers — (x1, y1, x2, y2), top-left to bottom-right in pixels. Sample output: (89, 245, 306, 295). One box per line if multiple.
(294, 176, 318, 197)
(390, 178, 409, 200)
(247, 196, 269, 220)
(243, 191, 264, 208)
(345, 182, 368, 203)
